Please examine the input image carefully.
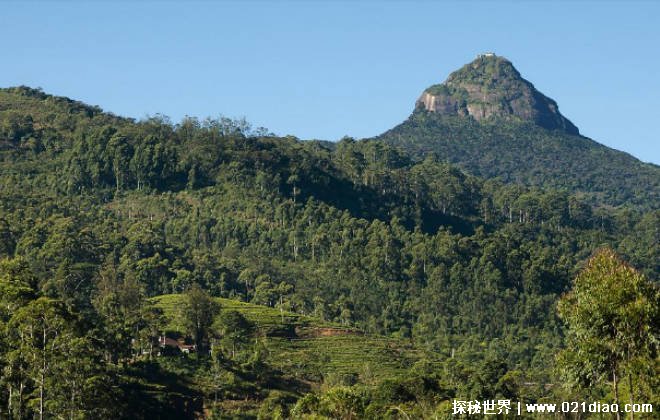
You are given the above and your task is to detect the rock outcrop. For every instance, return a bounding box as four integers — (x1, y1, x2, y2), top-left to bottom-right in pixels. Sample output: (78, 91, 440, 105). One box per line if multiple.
(416, 54, 579, 134)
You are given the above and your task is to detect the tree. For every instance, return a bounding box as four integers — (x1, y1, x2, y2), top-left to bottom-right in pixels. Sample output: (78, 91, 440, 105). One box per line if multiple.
(0, 258, 37, 419)
(180, 284, 220, 355)
(130, 134, 177, 190)
(5, 296, 118, 419)
(0, 217, 14, 257)
(93, 259, 157, 362)
(215, 310, 254, 359)
(320, 387, 366, 419)
(6, 298, 73, 420)
(0, 111, 34, 143)
(106, 133, 133, 192)
(557, 249, 659, 416)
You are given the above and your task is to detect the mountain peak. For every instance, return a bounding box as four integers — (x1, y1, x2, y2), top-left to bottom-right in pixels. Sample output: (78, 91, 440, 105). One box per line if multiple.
(417, 54, 579, 134)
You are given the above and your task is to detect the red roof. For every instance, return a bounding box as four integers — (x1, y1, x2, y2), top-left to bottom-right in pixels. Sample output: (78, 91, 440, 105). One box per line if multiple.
(158, 336, 196, 352)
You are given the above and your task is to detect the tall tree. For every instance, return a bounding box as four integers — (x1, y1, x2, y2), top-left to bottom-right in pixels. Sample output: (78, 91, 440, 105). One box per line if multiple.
(7, 298, 73, 420)
(557, 249, 659, 415)
(106, 133, 133, 192)
(180, 284, 220, 355)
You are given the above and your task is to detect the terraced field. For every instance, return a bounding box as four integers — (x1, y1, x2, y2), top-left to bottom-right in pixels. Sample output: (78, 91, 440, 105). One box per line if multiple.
(152, 294, 439, 382)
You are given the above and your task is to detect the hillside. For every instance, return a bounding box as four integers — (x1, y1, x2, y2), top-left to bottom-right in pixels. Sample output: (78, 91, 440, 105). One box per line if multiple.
(153, 294, 431, 380)
(0, 86, 657, 418)
(375, 54, 660, 209)
(149, 294, 438, 416)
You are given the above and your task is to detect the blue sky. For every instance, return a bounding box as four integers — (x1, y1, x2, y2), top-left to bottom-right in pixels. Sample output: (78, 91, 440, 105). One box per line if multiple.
(2, 1, 659, 164)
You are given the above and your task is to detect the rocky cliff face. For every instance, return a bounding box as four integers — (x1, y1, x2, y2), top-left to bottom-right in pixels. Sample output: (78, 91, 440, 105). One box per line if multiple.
(417, 54, 579, 134)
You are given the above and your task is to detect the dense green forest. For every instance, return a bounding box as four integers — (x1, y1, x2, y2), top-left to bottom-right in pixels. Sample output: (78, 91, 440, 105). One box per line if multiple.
(0, 86, 658, 418)
(376, 112, 660, 209)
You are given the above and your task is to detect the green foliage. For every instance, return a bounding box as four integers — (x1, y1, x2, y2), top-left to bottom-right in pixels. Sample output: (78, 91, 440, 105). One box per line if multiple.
(0, 271, 121, 419)
(180, 284, 220, 354)
(557, 248, 659, 406)
(377, 112, 660, 209)
(153, 294, 436, 384)
(0, 86, 657, 417)
(215, 310, 254, 360)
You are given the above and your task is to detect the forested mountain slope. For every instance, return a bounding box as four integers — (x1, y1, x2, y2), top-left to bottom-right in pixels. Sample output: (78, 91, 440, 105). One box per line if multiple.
(375, 55, 660, 209)
(0, 86, 657, 418)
